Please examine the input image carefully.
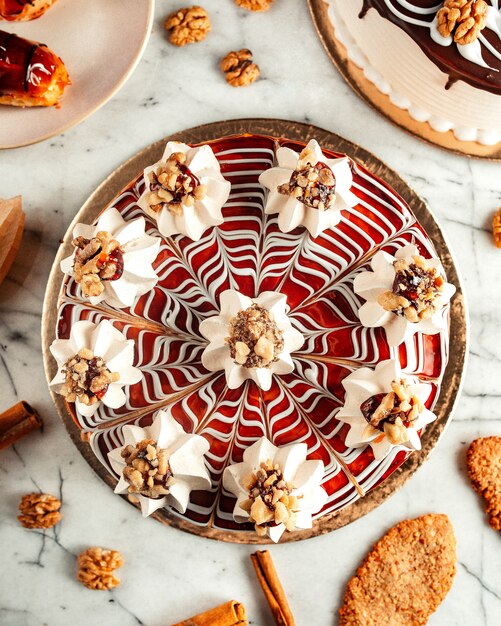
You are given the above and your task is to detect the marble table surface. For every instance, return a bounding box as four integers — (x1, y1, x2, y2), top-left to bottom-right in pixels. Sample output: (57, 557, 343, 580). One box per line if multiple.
(1, 1, 500, 625)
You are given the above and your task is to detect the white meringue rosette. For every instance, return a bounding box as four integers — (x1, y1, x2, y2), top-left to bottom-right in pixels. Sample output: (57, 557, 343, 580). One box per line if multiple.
(49, 320, 142, 418)
(337, 359, 436, 461)
(258, 139, 358, 237)
(353, 244, 456, 347)
(137, 141, 231, 241)
(199, 289, 305, 391)
(60, 207, 161, 309)
(107, 410, 211, 517)
(223, 437, 328, 542)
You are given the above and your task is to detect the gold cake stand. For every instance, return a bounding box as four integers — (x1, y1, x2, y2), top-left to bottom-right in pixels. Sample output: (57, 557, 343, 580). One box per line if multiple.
(308, 0, 501, 160)
(42, 118, 468, 543)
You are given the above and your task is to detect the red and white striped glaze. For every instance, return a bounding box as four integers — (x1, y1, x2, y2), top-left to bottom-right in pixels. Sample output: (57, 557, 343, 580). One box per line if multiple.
(55, 134, 450, 533)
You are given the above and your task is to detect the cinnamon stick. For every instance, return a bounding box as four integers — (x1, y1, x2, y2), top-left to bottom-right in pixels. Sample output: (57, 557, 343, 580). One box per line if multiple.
(171, 600, 248, 626)
(250, 550, 295, 626)
(0, 401, 42, 451)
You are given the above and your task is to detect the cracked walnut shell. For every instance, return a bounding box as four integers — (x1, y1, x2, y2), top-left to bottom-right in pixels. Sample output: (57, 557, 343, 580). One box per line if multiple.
(165, 6, 210, 46)
(77, 547, 124, 590)
(235, 0, 273, 11)
(220, 49, 260, 87)
(18, 493, 62, 529)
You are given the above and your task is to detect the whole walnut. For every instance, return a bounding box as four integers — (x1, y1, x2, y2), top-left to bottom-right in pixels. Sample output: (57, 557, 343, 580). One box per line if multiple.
(77, 547, 124, 591)
(18, 493, 62, 529)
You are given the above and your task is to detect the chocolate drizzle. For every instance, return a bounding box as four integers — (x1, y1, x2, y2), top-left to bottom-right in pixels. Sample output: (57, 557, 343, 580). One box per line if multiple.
(359, 0, 501, 95)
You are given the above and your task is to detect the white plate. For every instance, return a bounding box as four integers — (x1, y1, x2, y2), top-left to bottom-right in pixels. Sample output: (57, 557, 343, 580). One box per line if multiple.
(0, 0, 154, 149)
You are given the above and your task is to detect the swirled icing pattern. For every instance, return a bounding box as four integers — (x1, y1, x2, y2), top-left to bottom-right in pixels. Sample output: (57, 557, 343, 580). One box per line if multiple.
(361, 0, 501, 93)
(55, 135, 449, 533)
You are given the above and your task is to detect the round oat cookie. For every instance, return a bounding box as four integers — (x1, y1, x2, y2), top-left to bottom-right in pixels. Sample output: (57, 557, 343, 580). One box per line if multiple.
(339, 513, 456, 626)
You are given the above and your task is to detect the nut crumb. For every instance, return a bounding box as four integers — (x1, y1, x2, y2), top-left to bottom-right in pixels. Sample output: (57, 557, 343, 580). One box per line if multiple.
(60, 350, 119, 406)
(235, 0, 273, 11)
(72, 231, 124, 298)
(240, 459, 300, 535)
(145, 151, 206, 216)
(121, 439, 174, 499)
(277, 145, 336, 211)
(18, 493, 62, 529)
(360, 378, 424, 445)
(220, 49, 260, 87)
(165, 6, 211, 46)
(77, 547, 124, 590)
(378, 254, 446, 324)
(226, 303, 283, 368)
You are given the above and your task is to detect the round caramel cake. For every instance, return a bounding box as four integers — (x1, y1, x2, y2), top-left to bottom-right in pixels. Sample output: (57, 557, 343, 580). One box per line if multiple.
(53, 133, 452, 537)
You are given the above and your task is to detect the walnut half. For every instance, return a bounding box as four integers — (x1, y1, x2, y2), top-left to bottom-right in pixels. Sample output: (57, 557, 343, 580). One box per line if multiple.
(165, 6, 211, 47)
(18, 493, 62, 529)
(77, 547, 124, 591)
(220, 49, 260, 87)
(436, 0, 487, 45)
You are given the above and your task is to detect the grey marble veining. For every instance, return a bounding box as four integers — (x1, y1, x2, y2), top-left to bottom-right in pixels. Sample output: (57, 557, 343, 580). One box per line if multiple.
(0, 1, 500, 625)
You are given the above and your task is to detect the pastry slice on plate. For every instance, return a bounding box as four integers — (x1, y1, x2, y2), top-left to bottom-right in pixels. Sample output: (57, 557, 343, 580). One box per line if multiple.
(0, 0, 57, 21)
(0, 29, 70, 107)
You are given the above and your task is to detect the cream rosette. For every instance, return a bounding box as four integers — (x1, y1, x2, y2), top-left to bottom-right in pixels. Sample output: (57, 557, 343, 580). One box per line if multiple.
(60, 208, 160, 309)
(353, 244, 456, 347)
(107, 410, 211, 517)
(258, 139, 358, 237)
(223, 437, 328, 543)
(49, 320, 142, 418)
(199, 289, 305, 391)
(337, 359, 436, 461)
(137, 141, 231, 241)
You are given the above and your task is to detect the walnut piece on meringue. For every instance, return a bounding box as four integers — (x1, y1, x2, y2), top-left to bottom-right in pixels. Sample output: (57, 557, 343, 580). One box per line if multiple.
(72, 231, 124, 298)
(121, 438, 174, 499)
(239, 460, 300, 536)
(61, 349, 120, 406)
(377, 253, 446, 324)
(145, 151, 206, 217)
(226, 303, 284, 368)
(360, 378, 425, 446)
(277, 145, 337, 211)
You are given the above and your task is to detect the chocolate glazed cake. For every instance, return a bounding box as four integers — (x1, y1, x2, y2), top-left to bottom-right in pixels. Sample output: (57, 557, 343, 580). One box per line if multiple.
(327, 0, 501, 145)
